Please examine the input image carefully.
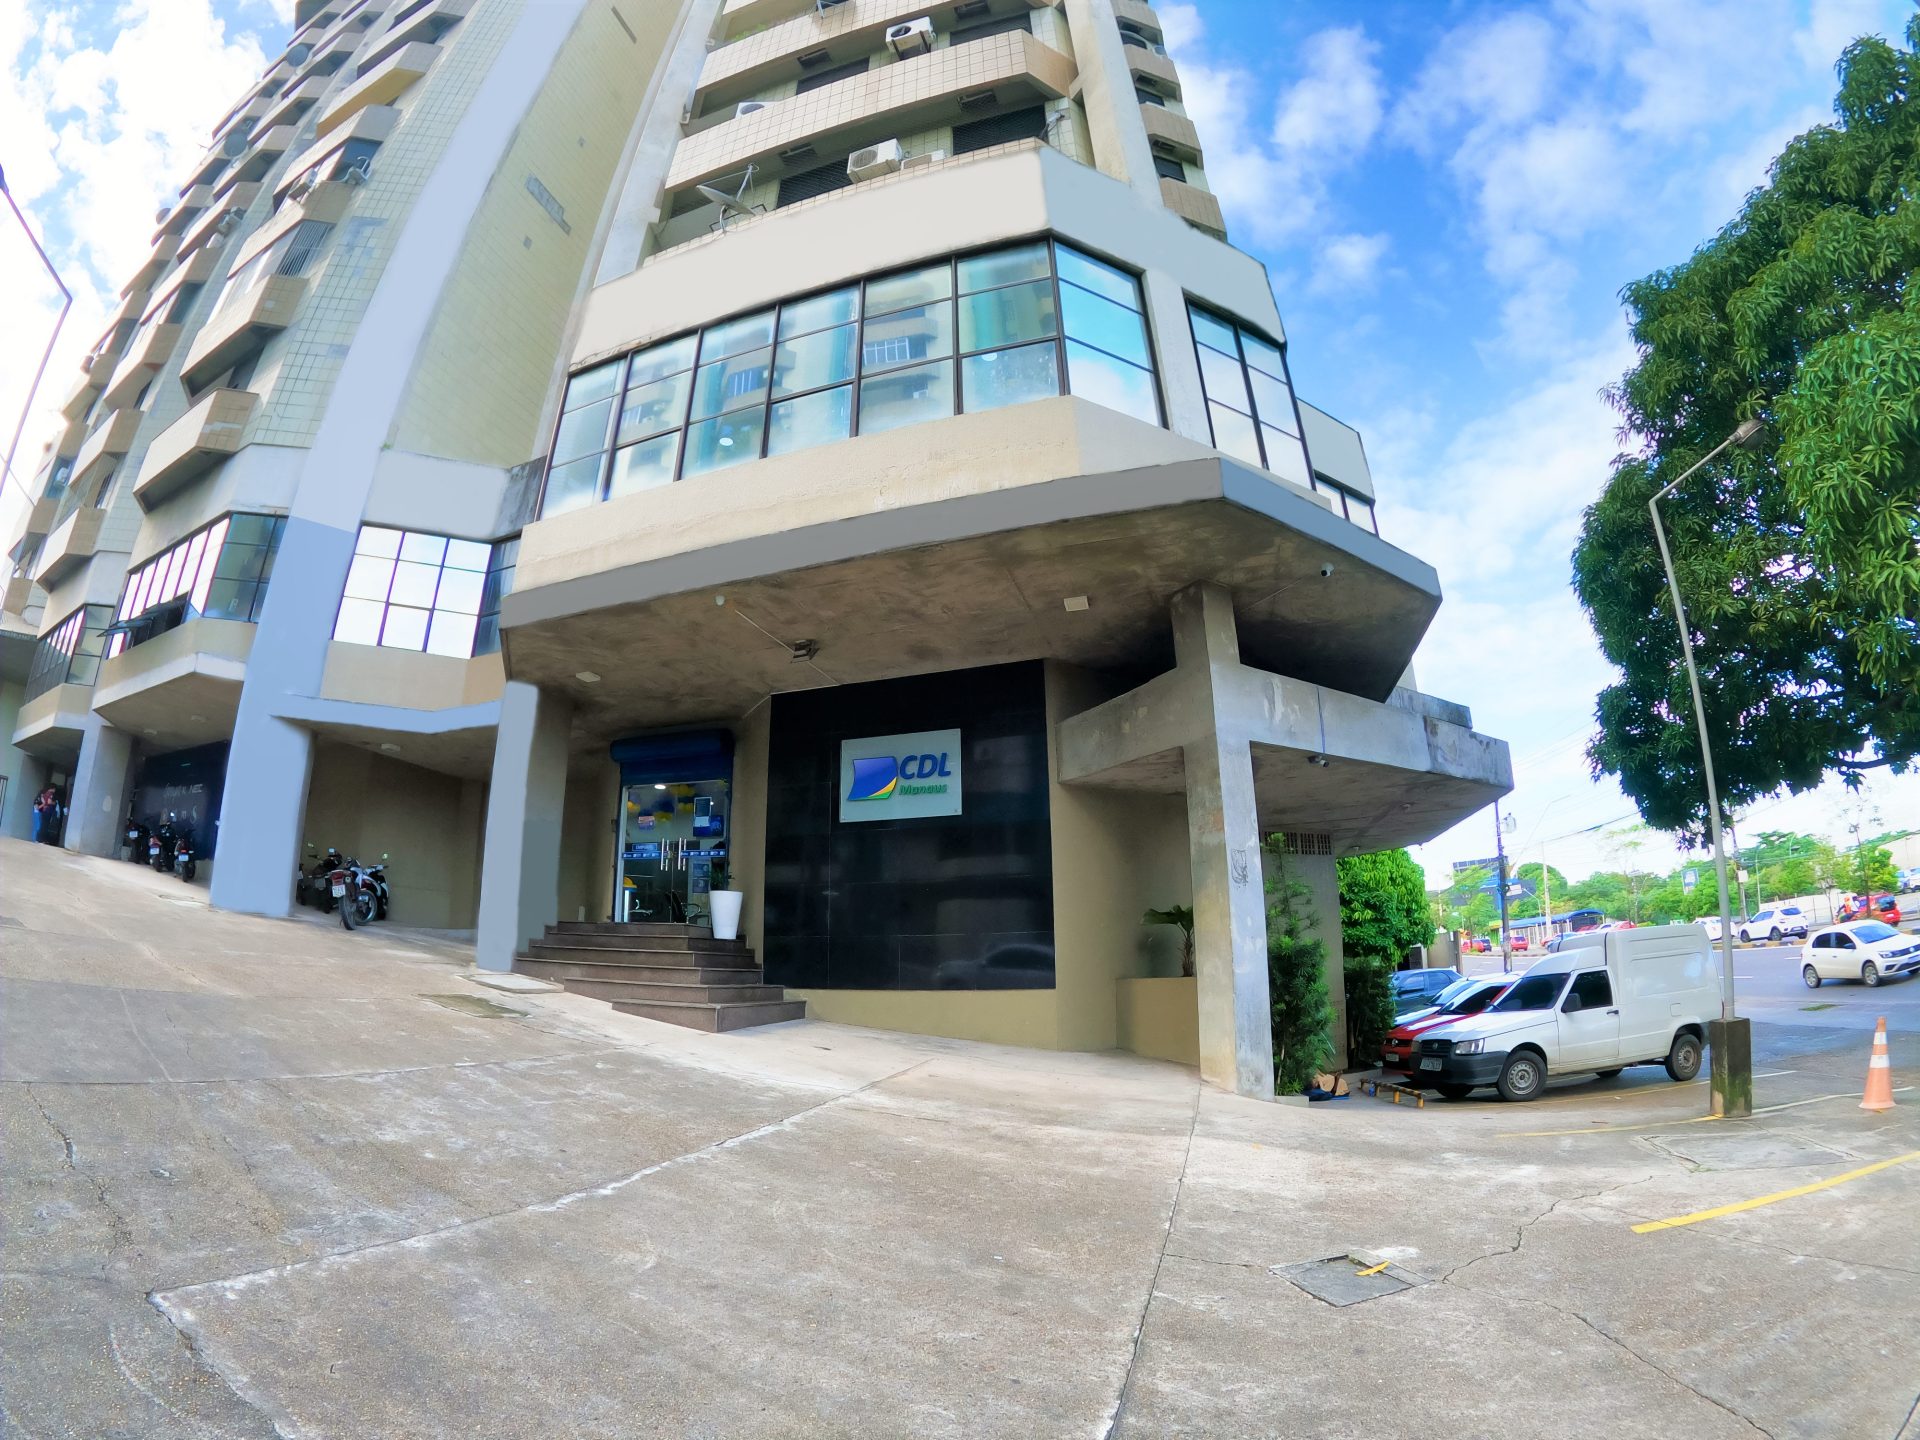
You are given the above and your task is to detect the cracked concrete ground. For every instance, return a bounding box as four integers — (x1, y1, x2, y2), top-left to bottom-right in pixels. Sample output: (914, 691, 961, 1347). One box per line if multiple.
(3, 838, 1918, 1439)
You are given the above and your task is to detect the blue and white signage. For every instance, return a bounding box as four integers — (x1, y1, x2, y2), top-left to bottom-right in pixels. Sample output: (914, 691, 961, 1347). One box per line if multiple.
(839, 728, 963, 823)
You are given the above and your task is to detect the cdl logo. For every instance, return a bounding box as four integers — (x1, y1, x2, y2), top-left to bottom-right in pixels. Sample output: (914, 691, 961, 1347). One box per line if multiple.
(846, 751, 953, 802)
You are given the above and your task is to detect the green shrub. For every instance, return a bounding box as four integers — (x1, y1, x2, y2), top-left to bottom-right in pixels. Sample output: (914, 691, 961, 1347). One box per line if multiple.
(1265, 844, 1334, 1094)
(1344, 954, 1396, 1061)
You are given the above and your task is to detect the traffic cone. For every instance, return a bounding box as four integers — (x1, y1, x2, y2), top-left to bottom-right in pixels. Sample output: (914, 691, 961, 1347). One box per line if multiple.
(1861, 1016, 1895, 1112)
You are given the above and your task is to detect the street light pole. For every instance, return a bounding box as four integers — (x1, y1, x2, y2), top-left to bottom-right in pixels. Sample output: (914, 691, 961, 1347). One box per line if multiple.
(1, 165, 73, 513)
(1648, 414, 1764, 1118)
(1494, 800, 1513, 973)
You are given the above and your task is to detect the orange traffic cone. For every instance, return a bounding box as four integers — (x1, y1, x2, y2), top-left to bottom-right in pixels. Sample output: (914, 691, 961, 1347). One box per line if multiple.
(1861, 1016, 1895, 1112)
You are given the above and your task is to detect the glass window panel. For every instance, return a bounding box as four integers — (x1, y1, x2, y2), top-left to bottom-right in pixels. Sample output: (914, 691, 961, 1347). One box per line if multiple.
(1349, 493, 1378, 533)
(1197, 343, 1251, 411)
(551, 398, 613, 464)
(698, 309, 775, 364)
(864, 262, 952, 316)
(542, 455, 603, 515)
(691, 347, 772, 420)
(772, 325, 856, 398)
(1261, 429, 1312, 487)
(157, 547, 184, 601)
(961, 342, 1060, 413)
(1054, 244, 1140, 310)
(1247, 367, 1297, 433)
(388, 559, 441, 608)
(201, 577, 252, 621)
(1065, 341, 1159, 422)
(216, 543, 268, 583)
(343, 553, 395, 601)
(444, 538, 491, 572)
(626, 335, 697, 387)
(958, 279, 1057, 353)
(857, 359, 954, 435)
(433, 566, 484, 614)
(166, 549, 195, 600)
(355, 525, 400, 558)
(472, 614, 501, 656)
(608, 432, 681, 498)
(564, 360, 621, 411)
(190, 540, 223, 613)
(767, 385, 852, 457)
(334, 596, 383, 644)
(182, 531, 209, 595)
(1189, 307, 1240, 355)
(399, 531, 446, 565)
(682, 409, 766, 476)
(616, 371, 691, 444)
(778, 287, 857, 338)
(860, 303, 952, 373)
(957, 241, 1050, 294)
(1240, 331, 1286, 379)
(380, 605, 430, 650)
(1061, 283, 1151, 368)
(426, 608, 478, 658)
(226, 513, 274, 545)
(1208, 401, 1263, 467)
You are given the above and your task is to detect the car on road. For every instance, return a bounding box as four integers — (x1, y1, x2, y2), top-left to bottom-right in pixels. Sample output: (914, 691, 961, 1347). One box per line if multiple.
(1801, 921, 1920, 988)
(1838, 894, 1902, 926)
(1380, 975, 1513, 1079)
(1414, 925, 1717, 1102)
(1698, 915, 1724, 942)
(1738, 906, 1809, 944)
(1389, 966, 1464, 1017)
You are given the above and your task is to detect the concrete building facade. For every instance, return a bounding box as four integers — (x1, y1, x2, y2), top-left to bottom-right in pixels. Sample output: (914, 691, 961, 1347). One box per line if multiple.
(0, 0, 1511, 1095)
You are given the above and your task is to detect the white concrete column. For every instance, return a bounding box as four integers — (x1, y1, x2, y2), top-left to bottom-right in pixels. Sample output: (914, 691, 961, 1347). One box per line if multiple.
(64, 717, 135, 857)
(1173, 582, 1275, 1098)
(209, 714, 315, 916)
(476, 680, 574, 972)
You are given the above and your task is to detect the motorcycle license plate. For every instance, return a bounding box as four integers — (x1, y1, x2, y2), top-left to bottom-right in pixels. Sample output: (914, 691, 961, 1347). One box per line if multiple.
(1419, 1057, 1442, 1071)
(331, 883, 347, 897)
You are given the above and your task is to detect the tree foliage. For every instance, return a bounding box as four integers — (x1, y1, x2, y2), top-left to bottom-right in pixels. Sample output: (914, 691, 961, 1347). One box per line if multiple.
(1573, 23, 1920, 840)
(1266, 847, 1334, 1095)
(1338, 850, 1432, 1061)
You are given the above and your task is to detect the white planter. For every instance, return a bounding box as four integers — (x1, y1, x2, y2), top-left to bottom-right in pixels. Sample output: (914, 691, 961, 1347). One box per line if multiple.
(709, 889, 744, 941)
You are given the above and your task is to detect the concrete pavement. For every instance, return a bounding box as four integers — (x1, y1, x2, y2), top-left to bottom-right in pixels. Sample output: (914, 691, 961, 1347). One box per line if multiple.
(4, 838, 1918, 1439)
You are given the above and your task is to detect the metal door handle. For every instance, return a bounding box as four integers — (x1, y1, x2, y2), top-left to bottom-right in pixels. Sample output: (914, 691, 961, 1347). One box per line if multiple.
(1607, 1009, 1619, 1015)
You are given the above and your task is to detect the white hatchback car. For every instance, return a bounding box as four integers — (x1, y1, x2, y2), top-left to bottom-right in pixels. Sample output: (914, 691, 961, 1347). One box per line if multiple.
(1801, 921, 1920, 988)
(1739, 906, 1809, 943)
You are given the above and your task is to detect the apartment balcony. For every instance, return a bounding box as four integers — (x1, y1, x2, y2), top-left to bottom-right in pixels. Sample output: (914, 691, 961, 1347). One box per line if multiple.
(73, 407, 142, 487)
(101, 322, 185, 410)
(93, 618, 257, 755)
(260, 74, 329, 134)
(699, 0, 984, 106)
(1113, 0, 1163, 34)
(718, 0, 821, 40)
(180, 276, 308, 391)
(361, 0, 469, 72)
(3, 574, 36, 621)
(10, 682, 93, 764)
(666, 30, 1078, 193)
(155, 185, 213, 242)
(219, 124, 298, 192)
(1160, 174, 1225, 237)
(134, 389, 260, 510)
(1142, 104, 1202, 162)
(213, 94, 273, 148)
(124, 236, 181, 299)
(33, 507, 108, 589)
(180, 183, 261, 259)
(278, 105, 397, 198)
(1125, 45, 1181, 95)
(317, 40, 439, 138)
(296, 27, 362, 83)
(60, 363, 104, 422)
(47, 416, 87, 466)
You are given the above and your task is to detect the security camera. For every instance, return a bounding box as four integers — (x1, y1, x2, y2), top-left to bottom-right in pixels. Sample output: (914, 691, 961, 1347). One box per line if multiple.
(1319, 563, 1335, 579)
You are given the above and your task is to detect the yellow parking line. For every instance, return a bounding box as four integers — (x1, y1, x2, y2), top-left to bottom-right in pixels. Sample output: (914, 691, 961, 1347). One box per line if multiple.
(1632, 1151, 1920, 1233)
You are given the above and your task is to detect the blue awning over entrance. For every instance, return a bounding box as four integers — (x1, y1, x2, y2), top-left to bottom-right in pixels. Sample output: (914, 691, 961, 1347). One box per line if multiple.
(609, 729, 733, 786)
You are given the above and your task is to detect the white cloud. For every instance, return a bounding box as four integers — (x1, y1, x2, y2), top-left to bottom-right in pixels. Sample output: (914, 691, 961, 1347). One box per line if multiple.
(1272, 26, 1383, 161)
(1309, 231, 1390, 295)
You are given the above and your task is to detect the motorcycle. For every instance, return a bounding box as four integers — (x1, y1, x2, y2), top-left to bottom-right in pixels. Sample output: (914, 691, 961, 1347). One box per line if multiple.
(361, 855, 391, 920)
(123, 818, 150, 863)
(172, 824, 198, 882)
(332, 857, 380, 930)
(148, 817, 177, 872)
(296, 848, 345, 911)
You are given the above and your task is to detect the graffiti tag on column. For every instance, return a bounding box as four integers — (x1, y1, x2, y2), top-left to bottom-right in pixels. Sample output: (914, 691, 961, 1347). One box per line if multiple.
(1229, 848, 1251, 886)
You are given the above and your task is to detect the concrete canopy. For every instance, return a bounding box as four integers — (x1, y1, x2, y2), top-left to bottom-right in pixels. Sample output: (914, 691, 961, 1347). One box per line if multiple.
(500, 456, 1443, 758)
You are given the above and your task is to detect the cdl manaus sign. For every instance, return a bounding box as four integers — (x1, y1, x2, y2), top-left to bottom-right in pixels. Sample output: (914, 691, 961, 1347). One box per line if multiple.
(838, 728, 963, 823)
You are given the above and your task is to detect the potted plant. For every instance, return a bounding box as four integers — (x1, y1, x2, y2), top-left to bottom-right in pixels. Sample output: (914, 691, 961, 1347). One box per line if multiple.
(707, 858, 744, 941)
(1141, 905, 1195, 977)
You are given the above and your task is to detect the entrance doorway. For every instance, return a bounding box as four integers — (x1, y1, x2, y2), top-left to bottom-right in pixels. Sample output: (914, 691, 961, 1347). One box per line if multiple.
(617, 778, 729, 925)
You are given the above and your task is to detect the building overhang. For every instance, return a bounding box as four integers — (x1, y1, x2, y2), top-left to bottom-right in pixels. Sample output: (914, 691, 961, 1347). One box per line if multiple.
(91, 620, 256, 754)
(11, 683, 94, 765)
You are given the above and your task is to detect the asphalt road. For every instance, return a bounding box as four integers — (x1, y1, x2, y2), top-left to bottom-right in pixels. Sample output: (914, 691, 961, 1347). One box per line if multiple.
(1729, 941, 1920, 1032)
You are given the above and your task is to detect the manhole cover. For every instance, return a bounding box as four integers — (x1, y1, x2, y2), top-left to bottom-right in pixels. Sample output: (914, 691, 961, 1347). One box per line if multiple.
(1647, 1132, 1847, 1170)
(422, 994, 527, 1019)
(1275, 1256, 1423, 1306)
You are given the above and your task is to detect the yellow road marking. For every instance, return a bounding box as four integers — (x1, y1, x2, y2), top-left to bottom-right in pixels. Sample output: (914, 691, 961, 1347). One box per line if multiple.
(1354, 1260, 1391, 1277)
(1632, 1151, 1920, 1233)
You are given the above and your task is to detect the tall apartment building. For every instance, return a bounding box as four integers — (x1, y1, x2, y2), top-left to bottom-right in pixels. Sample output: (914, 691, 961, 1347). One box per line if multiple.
(0, 0, 1511, 1095)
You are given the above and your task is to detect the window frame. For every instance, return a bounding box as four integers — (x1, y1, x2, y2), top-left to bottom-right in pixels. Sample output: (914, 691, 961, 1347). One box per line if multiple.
(330, 526, 512, 659)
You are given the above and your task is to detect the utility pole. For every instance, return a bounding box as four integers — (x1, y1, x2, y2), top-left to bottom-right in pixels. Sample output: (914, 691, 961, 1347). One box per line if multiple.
(1494, 800, 1513, 973)
(1541, 837, 1554, 938)
(1, 165, 73, 512)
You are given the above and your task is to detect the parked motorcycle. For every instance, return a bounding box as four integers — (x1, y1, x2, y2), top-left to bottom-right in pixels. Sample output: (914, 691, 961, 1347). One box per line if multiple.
(362, 855, 391, 921)
(296, 848, 345, 911)
(332, 857, 380, 930)
(172, 824, 198, 882)
(148, 817, 177, 872)
(122, 818, 150, 863)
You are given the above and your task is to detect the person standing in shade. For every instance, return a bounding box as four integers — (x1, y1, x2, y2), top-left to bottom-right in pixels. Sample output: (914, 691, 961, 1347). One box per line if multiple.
(32, 787, 59, 845)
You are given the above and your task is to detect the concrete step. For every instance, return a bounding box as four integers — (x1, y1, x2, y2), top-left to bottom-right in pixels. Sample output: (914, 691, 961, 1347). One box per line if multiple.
(537, 930, 750, 957)
(611, 998, 809, 1033)
(548, 976, 788, 1005)
(553, 921, 742, 944)
(514, 956, 765, 987)
(524, 941, 756, 968)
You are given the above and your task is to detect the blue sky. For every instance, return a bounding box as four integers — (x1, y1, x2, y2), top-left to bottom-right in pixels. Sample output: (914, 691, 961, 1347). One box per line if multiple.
(4, 0, 1916, 885)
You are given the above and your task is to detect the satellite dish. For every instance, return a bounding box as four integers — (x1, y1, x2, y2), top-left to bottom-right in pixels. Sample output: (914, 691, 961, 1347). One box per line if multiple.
(155, 205, 172, 225)
(221, 128, 251, 157)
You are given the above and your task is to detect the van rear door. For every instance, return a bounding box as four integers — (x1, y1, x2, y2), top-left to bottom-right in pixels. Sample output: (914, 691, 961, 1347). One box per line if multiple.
(1556, 969, 1621, 1070)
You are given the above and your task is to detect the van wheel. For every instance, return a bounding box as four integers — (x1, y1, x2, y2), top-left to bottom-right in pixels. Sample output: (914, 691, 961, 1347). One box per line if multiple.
(1496, 1052, 1545, 1102)
(1434, 1083, 1476, 1101)
(1803, 965, 1821, 989)
(1665, 1031, 1702, 1082)
(1863, 962, 1881, 988)
(1595, 1068, 1623, 1080)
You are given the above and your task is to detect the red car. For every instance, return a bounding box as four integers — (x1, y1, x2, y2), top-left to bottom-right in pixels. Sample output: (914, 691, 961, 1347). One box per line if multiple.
(1380, 975, 1514, 1080)
(1840, 894, 1903, 925)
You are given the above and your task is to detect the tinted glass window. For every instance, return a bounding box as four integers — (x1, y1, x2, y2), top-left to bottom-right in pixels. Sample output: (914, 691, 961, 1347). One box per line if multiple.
(1491, 974, 1566, 1012)
(1566, 971, 1613, 1009)
(1852, 923, 1897, 942)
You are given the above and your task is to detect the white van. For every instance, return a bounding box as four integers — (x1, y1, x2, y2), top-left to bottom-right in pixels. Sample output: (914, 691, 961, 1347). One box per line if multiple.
(1411, 924, 1720, 1101)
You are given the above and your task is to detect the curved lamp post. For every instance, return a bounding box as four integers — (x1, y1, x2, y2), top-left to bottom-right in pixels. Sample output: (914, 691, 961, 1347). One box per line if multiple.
(1647, 414, 1765, 1117)
(1, 164, 73, 511)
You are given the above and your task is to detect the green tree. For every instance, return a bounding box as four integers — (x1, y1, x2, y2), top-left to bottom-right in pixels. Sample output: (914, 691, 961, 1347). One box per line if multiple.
(1266, 846, 1334, 1095)
(1572, 24, 1920, 841)
(1504, 861, 1569, 920)
(1337, 850, 1433, 1061)
(1852, 844, 1898, 891)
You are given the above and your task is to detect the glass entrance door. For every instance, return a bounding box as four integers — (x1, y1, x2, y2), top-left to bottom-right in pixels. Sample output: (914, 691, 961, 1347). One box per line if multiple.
(618, 778, 729, 925)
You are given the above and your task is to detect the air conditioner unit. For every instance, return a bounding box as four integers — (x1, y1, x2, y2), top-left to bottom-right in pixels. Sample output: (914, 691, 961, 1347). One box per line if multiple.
(898, 149, 945, 173)
(885, 17, 934, 57)
(287, 171, 319, 201)
(846, 138, 905, 180)
(735, 100, 774, 119)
